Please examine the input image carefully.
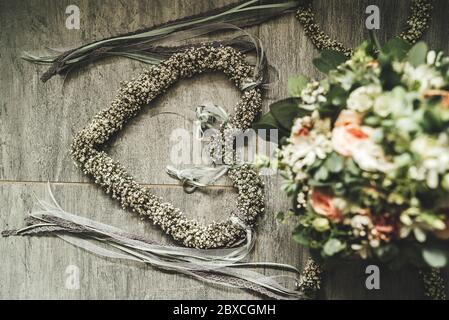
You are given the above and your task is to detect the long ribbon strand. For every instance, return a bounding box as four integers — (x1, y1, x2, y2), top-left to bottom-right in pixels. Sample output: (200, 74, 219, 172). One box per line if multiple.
(2, 185, 305, 300)
(22, 0, 300, 82)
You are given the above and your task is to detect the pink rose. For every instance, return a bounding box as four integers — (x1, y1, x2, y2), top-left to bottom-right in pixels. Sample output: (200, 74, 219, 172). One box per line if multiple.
(332, 110, 370, 157)
(310, 189, 342, 222)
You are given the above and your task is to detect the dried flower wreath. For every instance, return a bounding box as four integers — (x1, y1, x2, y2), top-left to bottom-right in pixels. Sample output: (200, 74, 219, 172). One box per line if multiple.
(296, 0, 433, 56)
(70, 45, 265, 249)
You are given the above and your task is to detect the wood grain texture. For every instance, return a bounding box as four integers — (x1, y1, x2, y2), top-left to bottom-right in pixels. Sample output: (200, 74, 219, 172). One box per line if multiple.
(0, 0, 448, 299)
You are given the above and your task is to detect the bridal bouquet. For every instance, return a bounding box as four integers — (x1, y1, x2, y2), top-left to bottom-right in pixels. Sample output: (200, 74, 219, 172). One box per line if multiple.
(255, 39, 449, 269)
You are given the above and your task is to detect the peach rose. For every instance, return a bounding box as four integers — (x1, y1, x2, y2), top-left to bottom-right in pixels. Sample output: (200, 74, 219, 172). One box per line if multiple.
(310, 189, 342, 222)
(423, 89, 449, 108)
(334, 110, 363, 127)
(332, 110, 370, 157)
(290, 117, 311, 147)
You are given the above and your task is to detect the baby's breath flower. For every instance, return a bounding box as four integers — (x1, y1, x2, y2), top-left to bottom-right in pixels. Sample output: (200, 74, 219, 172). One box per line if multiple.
(296, 0, 432, 55)
(71, 45, 265, 249)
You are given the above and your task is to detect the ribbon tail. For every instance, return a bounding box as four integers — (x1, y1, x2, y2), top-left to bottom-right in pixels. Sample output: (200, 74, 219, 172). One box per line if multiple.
(2, 185, 306, 300)
(22, 1, 300, 82)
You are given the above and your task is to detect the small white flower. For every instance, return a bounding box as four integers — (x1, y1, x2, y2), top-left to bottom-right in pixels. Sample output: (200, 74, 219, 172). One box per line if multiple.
(351, 242, 369, 259)
(282, 116, 332, 179)
(297, 191, 306, 204)
(373, 94, 392, 117)
(351, 215, 371, 230)
(410, 134, 449, 188)
(409, 166, 426, 181)
(414, 227, 427, 243)
(403, 63, 445, 93)
(427, 50, 437, 65)
(369, 239, 380, 248)
(313, 217, 330, 232)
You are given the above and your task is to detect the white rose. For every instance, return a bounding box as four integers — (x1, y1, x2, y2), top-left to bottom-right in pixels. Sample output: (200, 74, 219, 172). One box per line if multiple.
(352, 140, 394, 173)
(403, 63, 445, 93)
(347, 85, 382, 113)
(373, 95, 392, 118)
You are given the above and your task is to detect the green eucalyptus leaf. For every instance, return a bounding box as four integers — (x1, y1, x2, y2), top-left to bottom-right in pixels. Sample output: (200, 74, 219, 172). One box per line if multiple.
(382, 38, 412, 60)
(422, 109, 444, 132)
(269, 98, 301, 130)
(374, 244, 400, 262)
(276, 211, 285, 221)
(288, 75, 310, 97)
(364, 115, 381, 126)
(422, 248, 448, 268)
(293, 230, 310, 246)
(314, 165, 329, 181)
(253, 111, 279, 130)
(253, 112, 289, 141)
(327, 85, 347, 107)
(379, 55, 402, 90)
(323, 238, 346, 256)
(353, 40, 375, 57)
(313, 50, 348, 74)
(408, 42, 428, 67)
(325, 153, 344, 173)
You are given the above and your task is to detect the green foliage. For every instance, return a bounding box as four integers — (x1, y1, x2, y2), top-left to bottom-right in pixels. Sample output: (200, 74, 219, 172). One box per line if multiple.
(408, 42, 429, 67)
(318, 85, 347, 120)
(373, 244, 400, 262)
(325, 152, 344, 173)
(288, 75, 309, 97)
(314, 166, 329, 181)
(252, 111, 279, 130)
(269, 98, 301, 130)
(254, 97, 315, 142)
(313, 50, 348, 74)
(276, 211, 285, 221)
(252, 111, 289, 141)
(293, 227, 310, 246)
(258, 39, 449, 269)
(382, 38, 412, 61)
(281, 178, 297, 196)
(323, 238, 346, 256)
(422, 247, 448, 268)
(379, 55, 402, 90)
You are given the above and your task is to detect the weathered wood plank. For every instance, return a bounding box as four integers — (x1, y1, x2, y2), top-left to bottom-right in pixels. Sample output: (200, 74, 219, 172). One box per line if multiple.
(0, 0, 239, 185)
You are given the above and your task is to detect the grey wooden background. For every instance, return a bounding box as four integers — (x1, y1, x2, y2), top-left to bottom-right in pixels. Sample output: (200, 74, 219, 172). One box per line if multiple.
(1, 0, 448, 300)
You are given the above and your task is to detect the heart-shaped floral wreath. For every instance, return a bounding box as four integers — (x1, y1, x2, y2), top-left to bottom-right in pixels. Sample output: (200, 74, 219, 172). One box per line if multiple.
(70, 45, 265, 249)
